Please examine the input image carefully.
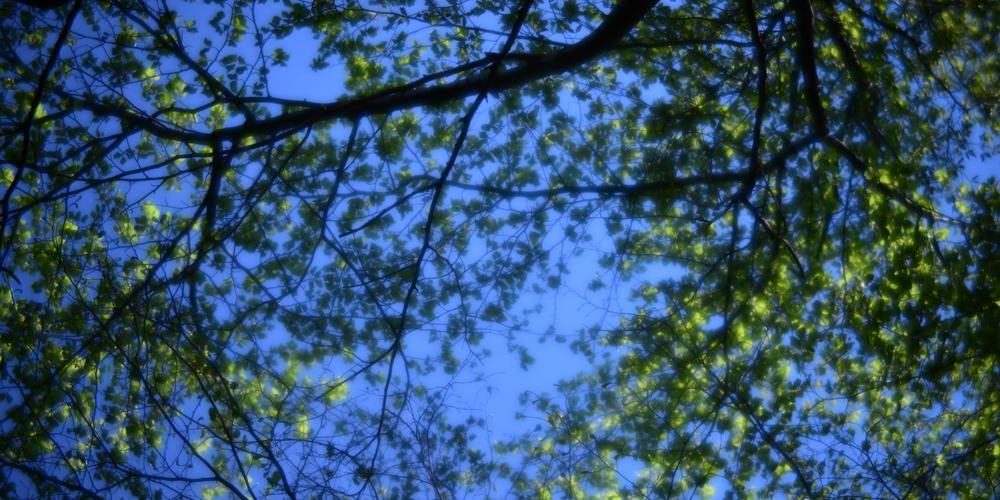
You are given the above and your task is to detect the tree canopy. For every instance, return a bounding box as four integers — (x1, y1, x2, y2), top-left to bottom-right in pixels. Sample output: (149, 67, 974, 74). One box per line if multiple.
(1, 0, 998, 498)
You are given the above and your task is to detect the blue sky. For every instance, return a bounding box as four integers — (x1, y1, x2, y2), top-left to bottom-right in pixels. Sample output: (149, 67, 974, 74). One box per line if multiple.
(5, 1, 997, 497)
(163, 4, 1000, 494)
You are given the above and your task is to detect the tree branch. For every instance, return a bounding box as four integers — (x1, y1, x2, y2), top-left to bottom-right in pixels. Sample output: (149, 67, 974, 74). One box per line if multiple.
(64, 0, 660, 146)
(0, 0, 81, 264)
(792, 0, 829, 136)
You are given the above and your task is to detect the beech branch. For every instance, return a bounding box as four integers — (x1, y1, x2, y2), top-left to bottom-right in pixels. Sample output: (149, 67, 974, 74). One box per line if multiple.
(792, 0, 829, 137)
(66, 0, 661, 146)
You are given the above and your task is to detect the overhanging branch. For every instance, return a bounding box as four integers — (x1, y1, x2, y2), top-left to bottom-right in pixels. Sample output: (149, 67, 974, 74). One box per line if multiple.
(792, 0, 829, 137)
(66, 0, 660, 145)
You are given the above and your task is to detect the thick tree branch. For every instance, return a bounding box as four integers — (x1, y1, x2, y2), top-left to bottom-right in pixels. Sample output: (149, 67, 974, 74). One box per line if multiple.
(269, 0, 659, 131)
(737, 0, 770, 204)
(792, 0, 829, 136)
(64, 0, 660, 146)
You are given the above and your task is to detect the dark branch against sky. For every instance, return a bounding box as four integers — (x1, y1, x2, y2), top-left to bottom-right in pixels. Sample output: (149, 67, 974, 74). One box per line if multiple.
(0, 0, 998, 498)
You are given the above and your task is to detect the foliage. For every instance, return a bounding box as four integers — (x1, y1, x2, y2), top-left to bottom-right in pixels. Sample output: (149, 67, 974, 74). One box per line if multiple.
(1, 0, 998, 498)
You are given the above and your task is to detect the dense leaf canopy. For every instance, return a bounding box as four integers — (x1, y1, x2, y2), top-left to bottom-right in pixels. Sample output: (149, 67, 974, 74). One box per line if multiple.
(1, 0, 998, 498)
